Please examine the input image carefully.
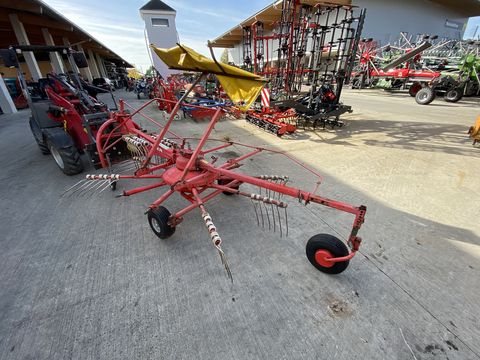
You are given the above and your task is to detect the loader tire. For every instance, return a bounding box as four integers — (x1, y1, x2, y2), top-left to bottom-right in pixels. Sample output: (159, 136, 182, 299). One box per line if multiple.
(49, 141, 84, 175)
(444, 88, 462, 103)
(28, 117, 50, 154)
(415, 87, 435, 105)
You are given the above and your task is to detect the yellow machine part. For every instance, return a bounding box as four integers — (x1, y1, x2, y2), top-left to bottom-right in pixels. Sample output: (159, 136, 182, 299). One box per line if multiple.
(150, 44, 267, 111)
(469, 116, 480, 143)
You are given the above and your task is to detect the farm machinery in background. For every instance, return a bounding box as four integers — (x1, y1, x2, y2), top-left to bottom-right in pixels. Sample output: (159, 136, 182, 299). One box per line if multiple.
(64, 44, 367, 280)
(351, 33, 480, 105)
(151, 71, 242, 122)
(0, 45, 123, 175)
(240, 0, 366, 136)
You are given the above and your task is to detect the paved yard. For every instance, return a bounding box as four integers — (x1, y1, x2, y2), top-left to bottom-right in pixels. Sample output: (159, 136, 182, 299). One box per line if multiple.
(0, 89, 479, 359)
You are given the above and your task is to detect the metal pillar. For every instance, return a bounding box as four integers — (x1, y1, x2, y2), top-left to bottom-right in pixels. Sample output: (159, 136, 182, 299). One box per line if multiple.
(76, 44, 93, 82)
(95, 53, 107, 77)
(9, 14, 42, 81)
(41, 28, 65, 74)
(62, 37, 79, 74)
(87, 49, 100, 78)
(0, 74, 17, 114)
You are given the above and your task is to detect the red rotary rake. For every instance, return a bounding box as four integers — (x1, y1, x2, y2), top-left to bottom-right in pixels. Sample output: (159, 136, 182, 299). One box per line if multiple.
(65, 45, 367, 280)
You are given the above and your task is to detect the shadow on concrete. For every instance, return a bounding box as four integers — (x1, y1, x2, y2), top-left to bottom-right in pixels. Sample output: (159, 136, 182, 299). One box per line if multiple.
(304, 118, 480, 157)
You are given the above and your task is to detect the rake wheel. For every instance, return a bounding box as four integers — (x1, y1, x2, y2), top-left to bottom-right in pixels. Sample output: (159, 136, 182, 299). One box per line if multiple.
(147, 206, 176, 239)
(306, 234, 350, 274)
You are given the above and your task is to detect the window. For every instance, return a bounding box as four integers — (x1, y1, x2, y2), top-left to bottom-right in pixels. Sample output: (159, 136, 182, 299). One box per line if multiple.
(151, 18, 169, 27)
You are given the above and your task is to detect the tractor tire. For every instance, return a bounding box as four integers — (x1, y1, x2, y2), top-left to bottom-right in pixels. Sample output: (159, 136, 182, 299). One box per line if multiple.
(48, 140, 83, 175)
(444, 88, 463, 103)
(28, 117, 50, 154)
(408, 83, 422, 97)
(147, 206, 176, 239)
(415, 87, 436, 105)
(306, 234, 350, 274)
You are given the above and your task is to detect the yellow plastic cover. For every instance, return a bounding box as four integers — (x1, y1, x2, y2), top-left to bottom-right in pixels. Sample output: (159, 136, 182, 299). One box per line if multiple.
(150, 44, 267, 111)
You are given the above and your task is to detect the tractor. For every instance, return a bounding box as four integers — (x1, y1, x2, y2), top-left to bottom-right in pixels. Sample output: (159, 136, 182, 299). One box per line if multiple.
(0, 45, 127, 175)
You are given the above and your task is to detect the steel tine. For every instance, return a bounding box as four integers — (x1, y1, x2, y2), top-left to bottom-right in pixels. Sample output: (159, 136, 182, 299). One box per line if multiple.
(271, 204, 276, 233)
(217, 248, 233, 283)
(276, 206, 283, 238)
(251, 199, 260, 226)
(68, 179, 94, 197)
(98, 180, 114, 194)
(258, 199, 265, 228)
(61, 179, 87, 197)
(89, 180, 108, 197)
(284, 207, 289, 237)
(263, 202, 271, 231)
(77, 179, 99, 196)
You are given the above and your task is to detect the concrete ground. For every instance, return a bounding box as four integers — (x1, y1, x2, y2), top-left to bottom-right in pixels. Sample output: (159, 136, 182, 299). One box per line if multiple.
(0, 89, 479, 360)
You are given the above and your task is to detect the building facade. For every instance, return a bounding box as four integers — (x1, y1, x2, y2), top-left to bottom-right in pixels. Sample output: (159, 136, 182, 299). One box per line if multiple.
(140, 0, 179, 79)
(211, 0, 480, 66)
(356, 0, 472, 45)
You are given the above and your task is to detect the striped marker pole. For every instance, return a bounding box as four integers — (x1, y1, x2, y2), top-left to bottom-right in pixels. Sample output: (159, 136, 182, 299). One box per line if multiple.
(261, 87, 270, 110)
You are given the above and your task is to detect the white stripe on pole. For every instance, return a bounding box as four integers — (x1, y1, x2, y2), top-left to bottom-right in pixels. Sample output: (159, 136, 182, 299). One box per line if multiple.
(261, 88, 270, 108)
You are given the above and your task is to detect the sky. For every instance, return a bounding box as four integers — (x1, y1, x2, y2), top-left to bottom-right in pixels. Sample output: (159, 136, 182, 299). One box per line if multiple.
(41, 0, 480, 72)
(41, 0, 272, 72)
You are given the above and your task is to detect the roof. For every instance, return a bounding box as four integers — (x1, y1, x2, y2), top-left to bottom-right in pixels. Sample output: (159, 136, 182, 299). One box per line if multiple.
(0, 0, 133, 67)
(140, 0, 175, 12)
(210, 0, 352, 48)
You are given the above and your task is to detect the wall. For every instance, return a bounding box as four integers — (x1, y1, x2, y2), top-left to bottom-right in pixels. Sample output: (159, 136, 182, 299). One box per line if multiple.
(354, 0, 467, 44)
(142, 10, 179, 78)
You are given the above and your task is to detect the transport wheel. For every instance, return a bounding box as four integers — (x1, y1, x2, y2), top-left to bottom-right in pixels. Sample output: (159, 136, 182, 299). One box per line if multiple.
(408, 83, 422, 97)
(137, 93, 140, 99)
(415, 87, 435, 105)
(110, 181, 117, 191)
(48, 141, 83, 175)
(444, 88, 463, 103)
(147, 206, 176, 239)
(306, 234, 350, 274)
(217, 178, 240, 196)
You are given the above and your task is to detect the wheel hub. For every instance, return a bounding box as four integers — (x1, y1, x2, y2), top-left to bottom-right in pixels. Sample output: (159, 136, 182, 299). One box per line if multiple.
(50, 145, 65, 169)
(314, 250, 334, 268)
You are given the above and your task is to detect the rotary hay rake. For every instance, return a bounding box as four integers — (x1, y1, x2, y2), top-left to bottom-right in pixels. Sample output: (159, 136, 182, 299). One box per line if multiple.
(65, 45, 367, 280)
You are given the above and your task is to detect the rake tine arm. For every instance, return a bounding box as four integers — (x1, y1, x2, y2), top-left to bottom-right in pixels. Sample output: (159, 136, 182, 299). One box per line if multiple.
(191, 187, 233, 282)
(147, 189, 175, 212)
(143, 74, 204, 167)
(120, 181, 167, 197)
(179, 107, 224, 182)
(202, 164, 367, 248)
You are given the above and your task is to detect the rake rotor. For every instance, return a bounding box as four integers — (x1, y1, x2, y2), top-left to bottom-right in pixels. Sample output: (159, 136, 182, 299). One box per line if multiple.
(64, 85, 366, 280)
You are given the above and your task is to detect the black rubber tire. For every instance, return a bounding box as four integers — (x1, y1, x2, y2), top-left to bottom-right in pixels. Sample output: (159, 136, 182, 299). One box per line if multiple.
(408, 83, 422, 97)
(147, 206, 176, 239)
(444, 88, 463, 103)
(48, 141, 84, 175)
(217, 178, 240, 195)
(415, 87, 436, 105)
(28, 117, 50, 154)
(137, 93, 140, 100)
(306, 234, 350, 274)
